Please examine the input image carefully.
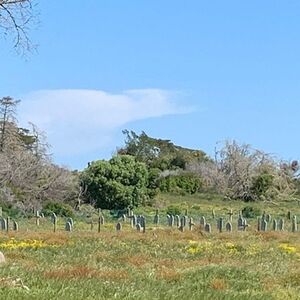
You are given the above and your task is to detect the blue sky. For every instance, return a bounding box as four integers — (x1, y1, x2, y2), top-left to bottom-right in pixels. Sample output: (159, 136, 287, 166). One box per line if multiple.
(1, 1, 300, 169)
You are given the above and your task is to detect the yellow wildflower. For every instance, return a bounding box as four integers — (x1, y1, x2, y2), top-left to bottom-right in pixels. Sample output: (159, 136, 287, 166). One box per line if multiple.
(278, 244, 297, 254)
(186, 241, 212, 255)
(186, 247, 200, 254)
(0, 239, 55, 250)
(224, 242, 235, 249)
(223, 242, 239, 255)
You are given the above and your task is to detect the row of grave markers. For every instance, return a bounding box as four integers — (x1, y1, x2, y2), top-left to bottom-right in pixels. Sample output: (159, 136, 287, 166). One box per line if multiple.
(0, 209, 298, 234)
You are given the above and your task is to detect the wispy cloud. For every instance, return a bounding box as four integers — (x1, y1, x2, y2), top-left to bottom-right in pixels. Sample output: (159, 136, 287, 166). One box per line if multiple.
(19, 89, 190, 160)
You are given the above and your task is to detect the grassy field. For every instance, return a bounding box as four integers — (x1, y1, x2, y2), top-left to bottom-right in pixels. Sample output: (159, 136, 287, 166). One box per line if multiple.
(0, 194, 299, 300)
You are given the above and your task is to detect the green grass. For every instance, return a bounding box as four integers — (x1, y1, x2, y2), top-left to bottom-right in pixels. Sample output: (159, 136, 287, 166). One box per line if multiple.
(0, 194, 299, 299)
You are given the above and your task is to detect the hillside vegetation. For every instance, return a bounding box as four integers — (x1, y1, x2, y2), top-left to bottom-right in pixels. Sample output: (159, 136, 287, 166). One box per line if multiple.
(81, 130, 300, 212)
(1, 96, 300, 217)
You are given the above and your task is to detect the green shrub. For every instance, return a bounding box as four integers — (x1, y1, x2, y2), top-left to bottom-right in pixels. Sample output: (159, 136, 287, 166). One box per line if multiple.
(0, 202, 25, 218)
(147, 168, 160, 198)
(166, 205, 181, 216)
(81, 155, 152, 209)
(191, 205, 201, 211)
(250, 172, 274, 201)
(159, 173, 203, 195)
(242, 206, 261, 218)
(42, 201, 74, 218)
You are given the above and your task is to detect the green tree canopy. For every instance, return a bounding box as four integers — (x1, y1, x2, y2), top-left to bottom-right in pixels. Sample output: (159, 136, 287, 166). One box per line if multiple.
(81, 155, 152, 209)
(118, 130, 210, 171)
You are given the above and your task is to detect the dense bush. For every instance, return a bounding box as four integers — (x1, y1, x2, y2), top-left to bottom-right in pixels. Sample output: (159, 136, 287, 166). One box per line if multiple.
(250, 172, 274, 201)
(242, 206, 261, 218)
(166, 205, 181, 216)
(0, 201, 25, 218)
(42, 201, 74, 218)
(159, 173, 203, 195)
(147, 168, 160, 198)
(81, 155, 153, 209)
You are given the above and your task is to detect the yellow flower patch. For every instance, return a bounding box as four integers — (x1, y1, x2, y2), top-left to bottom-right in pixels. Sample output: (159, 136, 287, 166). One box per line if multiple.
(0, 238, 56, 250)
(278, 244, 297, 254)
(186, 241, 213, 255)
(185, 241, 261, 257)
(224, 242, 239, 255)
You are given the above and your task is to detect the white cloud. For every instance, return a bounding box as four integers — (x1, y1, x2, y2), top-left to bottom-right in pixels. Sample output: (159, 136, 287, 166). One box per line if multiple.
(19, 89, 189, 157)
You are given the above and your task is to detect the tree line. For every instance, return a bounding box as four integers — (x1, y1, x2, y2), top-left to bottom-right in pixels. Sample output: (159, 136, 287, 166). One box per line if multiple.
(1, 96, 299, 215)
(81, 131, 300, 210)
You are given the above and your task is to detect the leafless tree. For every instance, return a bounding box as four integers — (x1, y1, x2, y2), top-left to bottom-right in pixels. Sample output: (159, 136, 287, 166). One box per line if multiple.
(0, 0, 37, 53)
(0, 97, 79, 211)
(0, 147, 78, 210)
(187, 140, 296, 202)
(75, 182, 87, 211)
(187, 160, 227, 193)
(280, 160, 300, 178)
(27, 121, 50, 159)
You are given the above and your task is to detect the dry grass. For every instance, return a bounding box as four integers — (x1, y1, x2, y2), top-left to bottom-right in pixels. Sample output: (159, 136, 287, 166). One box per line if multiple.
(255, 231, 291, 242)
(44, 266, 129, 281)
(44, 266, 98, 279)
(0, 277, 29, 290)
(5, 252, 28, 260)
(5, 251, 37, 270)
(156, 269, 182, 282)
(281, 271, 300, 287)
(95, 251, 110, 262)
(118, 254, 152, 268)
(262, 276, 282, 292)
(210, 278, 228, 290)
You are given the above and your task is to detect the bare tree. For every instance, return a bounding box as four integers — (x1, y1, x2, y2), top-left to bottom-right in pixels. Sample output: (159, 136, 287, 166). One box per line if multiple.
(27, 122, 50, 159)
(74, 181, 87, 211)
(0, 148, 78, 210)
(0, 97, 79, 211)
(187, 140, 296, 202)
(0, 0, 37, 53)
(186, 160, 227, 193)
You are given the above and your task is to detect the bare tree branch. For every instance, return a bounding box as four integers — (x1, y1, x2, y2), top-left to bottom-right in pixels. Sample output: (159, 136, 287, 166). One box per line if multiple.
(0, 0, 37, 54)
(187, 140, 296, 202)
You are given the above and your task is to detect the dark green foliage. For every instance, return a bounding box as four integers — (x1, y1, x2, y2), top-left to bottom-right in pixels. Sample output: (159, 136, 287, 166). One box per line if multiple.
(119, 130, 209, 171)
(250, 172, 274, 201)
(242, 206, 261, 218)
(0, 201, 24, 218)
(170, 154, 186, 169)
(166, 205, 181, 216)
(159, 173, 203, 195)
(42, 201, 74, 218)
(147, 168, 160, 198)
(81, 155, 152, 209)
(109, 208, 128, 219)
